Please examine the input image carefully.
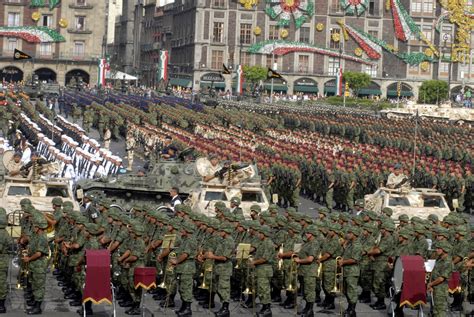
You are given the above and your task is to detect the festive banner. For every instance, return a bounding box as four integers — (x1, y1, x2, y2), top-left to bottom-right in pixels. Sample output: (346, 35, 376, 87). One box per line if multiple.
(267, 68, 283, 80)
(157, 50, 169, 82)
(134, 267, 157, 290)
(97, 59, 109, 87)
(49, 0, 60, 10)
(336, 67, 343, 97)
(13, 49, 32, 60)
(83, 250, 112, 304)
(0, 26, 65, 43)
(236, 65, 244, 95)
(399, 256, 427, 307)
(265, 0, 315, 29)
(338, 22, 382, 59)
(448, 272, 461, 293)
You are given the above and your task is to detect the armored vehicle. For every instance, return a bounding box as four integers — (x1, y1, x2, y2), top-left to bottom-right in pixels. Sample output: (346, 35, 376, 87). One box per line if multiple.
(75, 152, 202, 211)
(187, 157, 269, 219)
(364, 187, 451, 221)
(22, 74, 43, 99)
(0, 150, 79, 239)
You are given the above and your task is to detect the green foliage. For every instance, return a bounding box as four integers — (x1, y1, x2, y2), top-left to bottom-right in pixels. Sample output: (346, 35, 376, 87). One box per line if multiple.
(243, 65, 267, 83)
(343, 71, 371, 95)
(418, 80, 448, 104)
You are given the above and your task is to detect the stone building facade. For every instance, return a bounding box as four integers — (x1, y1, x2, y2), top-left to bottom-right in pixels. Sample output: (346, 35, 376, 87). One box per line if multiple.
(0, 0, 107, 86)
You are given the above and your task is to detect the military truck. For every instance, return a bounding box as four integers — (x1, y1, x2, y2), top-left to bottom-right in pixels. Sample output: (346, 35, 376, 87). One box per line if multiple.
(0, 150, 79, 239)
(364, 187, 451, 221)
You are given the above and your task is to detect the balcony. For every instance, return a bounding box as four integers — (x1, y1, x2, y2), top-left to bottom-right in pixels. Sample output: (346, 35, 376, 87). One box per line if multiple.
(67, 28, 92, 34)
(69, 3, 93, 9)
(2, 0, 28, 6)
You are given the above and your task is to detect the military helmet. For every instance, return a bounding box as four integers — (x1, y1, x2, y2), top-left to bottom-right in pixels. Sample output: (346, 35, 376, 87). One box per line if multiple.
(354, 199, 364, 208)
(381, 207, 393, 217)
(63, 201, 74, 209)
(20, 198, 32, 207)
(84, 223, 101, 235)
(258, 225, 272, 237)
(174, 204, 185, 212)
(250, 204, 261, 213)
(218, 223, 233, 234)
(318, 207, 329, 216)
(347, 226, 361, 236)
(427, 214, 439, 223)
(33, 214, 48, 229)
(288, 222, 302, 233)
(434, 240, 452, 253)
(382, 221, 396, 232)
(181, 221, 195, 234)
(52, 197, 63, 206)
(268, 204, 278, 212)
(133, 223, 145, 236)
(413, 224, 426, 234)
(398, 228, 411, 239)
(214, 201, 226, 211)
(398, 214, 409, 223)
(304, 225, 319, 236)
(230, 197, 241, 205)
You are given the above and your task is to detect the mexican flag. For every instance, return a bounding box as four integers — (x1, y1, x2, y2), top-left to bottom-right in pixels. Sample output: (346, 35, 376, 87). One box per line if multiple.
(157, 50, 169, 81)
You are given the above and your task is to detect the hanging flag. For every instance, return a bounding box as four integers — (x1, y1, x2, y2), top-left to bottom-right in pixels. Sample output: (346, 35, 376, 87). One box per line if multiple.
(236, 65, 244, 95)
(49, 0, 60, 10)
(97, 58, 107, 87)
(267, 68, 283, 80)
(13, 49, 32, 60)
(222, 64, 231, 75)
(157, 50, 169, 81)
(336, 67, 343, 96)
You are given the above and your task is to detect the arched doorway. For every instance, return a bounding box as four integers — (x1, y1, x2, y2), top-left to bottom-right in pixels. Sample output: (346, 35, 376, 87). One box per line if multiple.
(451, 85, 473, 96)
(357, 81, 382, 97)
(65, 69, 90, 86)
(323, 79, 338, 96)
(34, 67, 57, 83)
(293, 77, 318, 94)
(0, 66, 24, 82)
(386, 82, 414, 99)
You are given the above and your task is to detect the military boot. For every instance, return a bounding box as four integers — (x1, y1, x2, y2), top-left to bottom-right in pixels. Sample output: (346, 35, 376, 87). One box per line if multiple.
(302, 303, 314, 317)
(198, 290, 209, 305)
(358, 291, 371, 304)
(125, 302, 141, 315)
(271, 287, 282, 303)
(257, 304, 272, 317)
(215, 302, 230, 317)
(160, 294, 175, 308)
(242, 296, 254, 309)
(282, 293, 295, 309)
(26, 301, 42, 315)
(371, 297, 386, 310)
(450, 293, 464, 312)
(76, 301, 93, 316)
(0, 299, 6, 314)
(324, 295, 335, 310)
(297, 301, 310, 315)
(26, 297, 36, 307)
(177, 301, 192, 317)
(202, 292, 216, 309)
(317, 293, 329, 308)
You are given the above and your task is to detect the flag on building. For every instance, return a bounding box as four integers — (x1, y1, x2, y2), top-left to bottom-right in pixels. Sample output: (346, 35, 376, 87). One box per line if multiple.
(97, 58, 109, 87)
(236, 65, 244, 95)
(336, 67, 343, 96)
(222, 64, 231, 75)
(157, 50, 169, 81)
(267, 68, 283, 80)
(13, 49, 32, 60)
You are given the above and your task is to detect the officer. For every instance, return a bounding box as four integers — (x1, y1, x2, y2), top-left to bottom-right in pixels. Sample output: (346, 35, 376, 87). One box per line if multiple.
(204, 223, 235, 317)
(427, 241, 453, 317)
(293, 224, 320, 317)
(172, 221, 197, 317)
(450, 226, 469, 311)
(0, 208, 9, 314)
(229, 197, 243, 217)
(23, 213, 49, 315)
(338, 226, 362, 317)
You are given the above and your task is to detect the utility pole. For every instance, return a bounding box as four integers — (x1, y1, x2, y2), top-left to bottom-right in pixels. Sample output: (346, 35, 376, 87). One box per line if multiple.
(443, 34, 452, 102)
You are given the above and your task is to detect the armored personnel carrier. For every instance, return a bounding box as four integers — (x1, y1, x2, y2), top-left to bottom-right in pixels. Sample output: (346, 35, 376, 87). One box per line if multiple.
(380, 101, 474, 124)
(364, 186, 451, 221)
(0, 150, 79, 239)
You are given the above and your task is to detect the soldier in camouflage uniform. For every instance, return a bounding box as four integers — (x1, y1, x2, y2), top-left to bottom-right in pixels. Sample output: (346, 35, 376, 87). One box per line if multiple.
(427, 241, 453, 317)
(0, 208, 9, 314)
(449, 226, 469, 311)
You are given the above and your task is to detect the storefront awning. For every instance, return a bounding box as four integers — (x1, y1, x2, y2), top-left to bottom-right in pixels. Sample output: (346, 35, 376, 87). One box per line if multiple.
(169, 78, 192, 88)
(294, 85, 318, 93)
(358, 88, 382, 95)
(387, 90, 414, 97)
(200, 82, 226, 89)
(264, 84, 287, 92)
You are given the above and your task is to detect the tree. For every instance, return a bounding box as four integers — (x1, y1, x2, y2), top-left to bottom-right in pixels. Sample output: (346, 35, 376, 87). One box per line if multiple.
(418, 80, 448, 105)
(243, 65, 267, 84)
(343, 71, 371, 96)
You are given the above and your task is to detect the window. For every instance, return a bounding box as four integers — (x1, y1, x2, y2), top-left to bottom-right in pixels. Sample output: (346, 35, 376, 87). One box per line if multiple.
(213, 22, 224, 43)
(368, 30, 378, 38)
(205, 191, 227, 201)
(7, 13, 20, 27)
(241, 191, 263, 203)
(211, 50, 224, 69)
(422, 25, 432, 42)
(298, 55, 310, 73)
(328, 57, 340, 76)
(213, 0, 226, 7)
(240, 23, 252, 45)
(41, 15, 53, 28)
(8, 186, 32, 196)
(411, 0, 422, 12)
(330, 28, 341, 49)
(40, 43, 52, 56)
(423, 0, 434, 13)
(269, 25, 279, 40)
(241, 51, 251, 66)
(76, 0, 86, 5)
(75, 16, 86, 31)
(299, 27, 310, 43)
(368, 0, 376, 15)
(365, 64, 377, 77)
(331, 0, 342, 12)
(441, 25, 453, 44)
(46, 187, 68, 197)
(266, 55, 281, 70)
(439, 62, 449, 73)
(73, 41, 85, 57)
(6, 38, 17, 52)
(409, 24, 421, 41)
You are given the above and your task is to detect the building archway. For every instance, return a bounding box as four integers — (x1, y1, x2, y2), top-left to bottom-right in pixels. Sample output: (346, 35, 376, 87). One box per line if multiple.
(357, 81, 382, 97)
(386, 82, 414, 99)
(0, 66, 24, 82)
(34, 67, 57, 83)
(451, 85, 473, 96)
(65, 69, 90, 86)
(323, 79, 338, 96)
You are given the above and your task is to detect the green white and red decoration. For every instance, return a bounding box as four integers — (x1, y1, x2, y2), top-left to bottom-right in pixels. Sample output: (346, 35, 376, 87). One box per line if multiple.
(265, 0, 315, 29)
(31, 0, 61, 10)
(98, 58, 110, 87)
(236, 65, 244, 95)
(0, 26, 65, 43)
(340, 0, 368, 16)
(389, 0, 420, 41)
(336, 67, 343, 96)
(248, 40, 374, 65)
(339, 23, 382, 59)
(157, 50, 169, 82)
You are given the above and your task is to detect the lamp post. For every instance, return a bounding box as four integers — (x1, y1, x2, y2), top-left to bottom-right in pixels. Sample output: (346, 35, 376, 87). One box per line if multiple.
(443, 33, 452, 102)
(270, 45, 275, 104)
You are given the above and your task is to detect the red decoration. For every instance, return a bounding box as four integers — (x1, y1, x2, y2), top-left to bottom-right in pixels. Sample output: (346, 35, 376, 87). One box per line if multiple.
(391, 0, 407, 41)
(280, 0, 300, 11)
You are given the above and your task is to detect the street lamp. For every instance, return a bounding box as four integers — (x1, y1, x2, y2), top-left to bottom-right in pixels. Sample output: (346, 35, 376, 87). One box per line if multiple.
(443, 33, 452, 102)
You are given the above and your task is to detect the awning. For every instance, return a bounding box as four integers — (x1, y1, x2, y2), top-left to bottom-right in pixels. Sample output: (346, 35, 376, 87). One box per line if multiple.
(106, 70, 138, 80)
(294, 85, 318, 93)
(324, 86, 336, 93)
(169, 78, 192, 88)
(200, 82, 226, 89)
(358, 88, 382, 95)
(264, 84, 287, 92)
(387, 90, 414, 97)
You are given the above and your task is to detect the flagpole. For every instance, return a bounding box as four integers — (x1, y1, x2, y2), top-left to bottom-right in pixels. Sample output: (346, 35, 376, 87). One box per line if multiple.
(270, 45, 275, 104)
(412, 109, 418, 178)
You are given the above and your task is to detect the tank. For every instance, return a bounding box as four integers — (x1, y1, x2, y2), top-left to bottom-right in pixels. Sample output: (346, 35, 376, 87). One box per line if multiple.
(0, 150, 79, 239)
(75, 151, 202, 211)
(22, 74, 44, 99)
(380, 101, 474, 124)
(364, 186, 451, 221)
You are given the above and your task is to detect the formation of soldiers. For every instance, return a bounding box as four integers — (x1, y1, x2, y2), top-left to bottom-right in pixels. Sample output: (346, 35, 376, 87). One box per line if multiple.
(2, 196, 472, 317)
